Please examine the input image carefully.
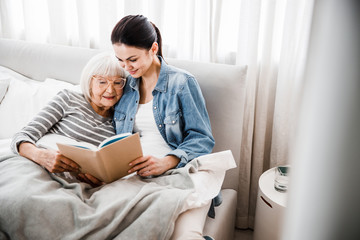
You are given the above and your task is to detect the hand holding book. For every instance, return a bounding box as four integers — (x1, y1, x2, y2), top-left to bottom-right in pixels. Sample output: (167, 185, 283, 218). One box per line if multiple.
(56, 132, 143, 183)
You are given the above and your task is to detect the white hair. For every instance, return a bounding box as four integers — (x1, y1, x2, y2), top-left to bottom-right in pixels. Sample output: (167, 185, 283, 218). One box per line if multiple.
(80, 51, 125, 102)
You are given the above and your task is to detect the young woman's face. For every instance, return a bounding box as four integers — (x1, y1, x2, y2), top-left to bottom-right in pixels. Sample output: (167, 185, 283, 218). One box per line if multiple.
(89, 75, 125, 115)
(112, 43, 156, 78)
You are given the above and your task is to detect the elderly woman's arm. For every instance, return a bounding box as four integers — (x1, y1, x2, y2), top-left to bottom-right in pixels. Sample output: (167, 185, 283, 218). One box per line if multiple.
(11, 90, 82, 173)
(18, 142, 79, 173)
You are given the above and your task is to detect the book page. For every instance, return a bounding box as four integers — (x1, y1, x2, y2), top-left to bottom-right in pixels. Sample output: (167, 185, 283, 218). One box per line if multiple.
(98, 133, 143, 182)
(37, 133, 97, 151)
(98, 132, 131, 149)
(56, 143, 105, 180)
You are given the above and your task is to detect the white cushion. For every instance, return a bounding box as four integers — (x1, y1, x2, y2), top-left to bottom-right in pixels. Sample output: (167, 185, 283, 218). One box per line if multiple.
(0, 78, 10, 104)
(0, 68, 13, 103)
(0, 68, 78, 139)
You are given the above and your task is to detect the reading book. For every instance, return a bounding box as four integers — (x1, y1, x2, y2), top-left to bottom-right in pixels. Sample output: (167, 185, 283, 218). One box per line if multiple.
(56, 132, 143, 183)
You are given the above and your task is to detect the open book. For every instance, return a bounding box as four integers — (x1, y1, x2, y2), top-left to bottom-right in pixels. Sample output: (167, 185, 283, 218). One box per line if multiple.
(56, 132, 143, 183)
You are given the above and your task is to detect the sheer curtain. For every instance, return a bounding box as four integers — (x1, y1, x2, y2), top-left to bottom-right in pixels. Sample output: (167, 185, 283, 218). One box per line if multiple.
(0, 0, 314, 229)
(236, 0, 314, 228)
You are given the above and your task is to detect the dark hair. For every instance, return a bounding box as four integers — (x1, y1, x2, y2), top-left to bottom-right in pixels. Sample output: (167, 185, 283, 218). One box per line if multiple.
(111, 15, 163, 58)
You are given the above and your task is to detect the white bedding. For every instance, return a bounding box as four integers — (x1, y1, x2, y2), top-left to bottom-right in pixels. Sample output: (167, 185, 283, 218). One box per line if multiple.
(0, 138, 11, 156)
(0, 66, 80, 139)
(0, 149, 235, 239)
(0, 65, 81, 155)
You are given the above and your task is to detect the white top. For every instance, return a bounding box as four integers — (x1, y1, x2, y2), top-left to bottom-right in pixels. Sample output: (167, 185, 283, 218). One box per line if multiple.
(133, 100, 172, 158)
(259, 167, 288, 208)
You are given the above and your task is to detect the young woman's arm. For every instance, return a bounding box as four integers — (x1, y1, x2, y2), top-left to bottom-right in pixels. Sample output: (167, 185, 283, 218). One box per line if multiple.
(126, 76, 214, 177)
(169, 76, 215, 167)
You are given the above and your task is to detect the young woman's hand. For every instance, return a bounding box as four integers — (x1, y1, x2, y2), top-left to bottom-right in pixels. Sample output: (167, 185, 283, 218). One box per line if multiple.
(19, 142, 79, 173)
(128, 155, 180, 177)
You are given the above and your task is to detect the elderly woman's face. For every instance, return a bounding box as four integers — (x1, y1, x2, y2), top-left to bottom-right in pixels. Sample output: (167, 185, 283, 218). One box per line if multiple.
(89, 75, 125, 116)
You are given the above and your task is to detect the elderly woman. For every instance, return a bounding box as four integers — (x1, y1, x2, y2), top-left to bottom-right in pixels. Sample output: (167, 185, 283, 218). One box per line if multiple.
(10, 52, 126, 179)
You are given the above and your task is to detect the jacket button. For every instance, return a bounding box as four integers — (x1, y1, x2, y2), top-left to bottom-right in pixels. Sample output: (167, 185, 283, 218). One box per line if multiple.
(159, 124, 162, 128)
(130, 118, 133, 121)
(172, 120, 175, 124)
(154, 106, 157, 110)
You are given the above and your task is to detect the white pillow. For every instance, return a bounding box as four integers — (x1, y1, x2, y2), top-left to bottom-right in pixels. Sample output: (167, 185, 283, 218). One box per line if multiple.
(44, 78, 81, 92)
(0, 73, 78, 139)
(0, 77, 11, 104)
(0, 138, 12, 155)
(0, 69, 13, 104)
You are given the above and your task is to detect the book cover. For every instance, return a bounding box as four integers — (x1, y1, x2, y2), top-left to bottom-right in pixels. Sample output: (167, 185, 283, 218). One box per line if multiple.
(56, 132, 143, 183)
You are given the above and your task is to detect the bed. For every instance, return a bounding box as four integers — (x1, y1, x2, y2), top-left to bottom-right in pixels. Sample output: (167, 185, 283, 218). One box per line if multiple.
(0, 38, 247, 239)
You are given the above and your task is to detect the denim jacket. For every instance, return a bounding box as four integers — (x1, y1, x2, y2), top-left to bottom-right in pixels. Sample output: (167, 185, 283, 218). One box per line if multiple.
(113, 56, 215, 168)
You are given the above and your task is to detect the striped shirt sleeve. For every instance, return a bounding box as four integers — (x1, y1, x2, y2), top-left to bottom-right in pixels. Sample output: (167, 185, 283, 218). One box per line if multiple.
(11, 89, 115, 154)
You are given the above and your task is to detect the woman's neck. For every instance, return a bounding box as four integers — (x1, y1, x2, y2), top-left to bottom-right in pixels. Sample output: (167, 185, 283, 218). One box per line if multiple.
(90, 102, 113, 118)
(139, 57, 161, 104)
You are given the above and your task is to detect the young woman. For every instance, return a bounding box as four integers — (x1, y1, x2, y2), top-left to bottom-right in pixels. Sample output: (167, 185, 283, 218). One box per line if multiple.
(11, 52, 126, 184)
(111, 15, 215, 240)
(111, 15, 215, 178)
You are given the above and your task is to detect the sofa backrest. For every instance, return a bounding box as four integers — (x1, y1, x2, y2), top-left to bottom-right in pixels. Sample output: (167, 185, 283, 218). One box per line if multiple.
(0, 38, 247, 190)
(166, 59, 247, 191)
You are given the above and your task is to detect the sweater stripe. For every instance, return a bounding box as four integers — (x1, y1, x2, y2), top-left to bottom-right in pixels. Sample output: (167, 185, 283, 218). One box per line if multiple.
(11, 89, 115, 153)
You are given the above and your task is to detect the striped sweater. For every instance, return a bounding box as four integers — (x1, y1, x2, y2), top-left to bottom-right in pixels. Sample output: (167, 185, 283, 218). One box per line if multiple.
(11, 89, 115, 153)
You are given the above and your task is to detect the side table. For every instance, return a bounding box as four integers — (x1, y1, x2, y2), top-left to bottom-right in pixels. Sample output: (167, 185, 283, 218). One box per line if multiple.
(253, 167, 288, 240)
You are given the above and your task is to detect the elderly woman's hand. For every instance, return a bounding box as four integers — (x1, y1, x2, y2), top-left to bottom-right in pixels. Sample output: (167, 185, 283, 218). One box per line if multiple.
(77, 173, 105, 187)
(19, 142, 79, 173)
(38, 149, 79, 173)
